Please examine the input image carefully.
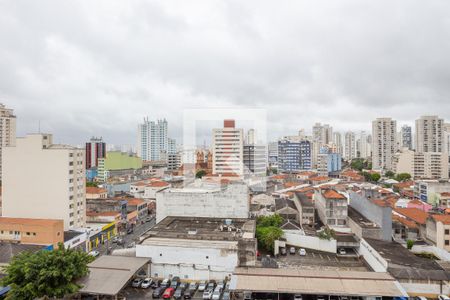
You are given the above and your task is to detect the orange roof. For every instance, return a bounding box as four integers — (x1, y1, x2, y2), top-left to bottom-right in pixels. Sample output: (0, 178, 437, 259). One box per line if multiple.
(322, 189, 346, 200)
(297, 171, 316, 177)
(147, 181, 169, 188)
(133, 181, 148, 187)
(0, 217, 63, 226)
(311, 176, 331, 181)
(372, 199, 391, 207)
(126, 198, 145, 206)
(86, 187, 107, 194)
(272, 174, 288, 180)
(394, 181, 414, 189)
(394, 208, 429, 225)
(440, 192, 450, 198)
(284, 182, 299, 188)
(431, 214, 450, 225)
(392, 214, 418, 229)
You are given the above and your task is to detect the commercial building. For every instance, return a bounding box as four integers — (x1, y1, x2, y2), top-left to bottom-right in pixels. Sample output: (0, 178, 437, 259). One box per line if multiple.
(156, 181, 249, 223)
(0, 217, 64, 248)
(400, 125, 413, 150)
(97, 151, 143, 181)
(393, 149, 449, 180)
(415, 115, 445, 153)
(372, 117, 397, 171)
(317, 147, 342, 176)
(0, 103, 16, 181)
(85, 137, 106, 169)
(277, 138, 312, 172)
(414, 180, 450, 203)
(137, 118, 169, 161)
(2, 134, 86, 230)
(136, 216, 256, 280)
(212, 120, 244, 176)
(314, 188, 348, 228)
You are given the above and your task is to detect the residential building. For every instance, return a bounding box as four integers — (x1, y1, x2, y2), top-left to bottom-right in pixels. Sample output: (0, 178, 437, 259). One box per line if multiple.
(344, 131, 356, 160)
(0, 104, 16, 181)
(156, 181, 249, 223)
(312, 123, 333, 145)
(393, 148, 449, 180)
(167, 152, 181, 171)
(277, 138, 312, 172)
(357, 131, 371, 158)
(400, 125, 413, 150)
(0, 217, 64, 248)
(268, 141, 278, 168)
(426, 214, 450, 252)
(212, 120, 244, 176)
(85, 137, 106, 169)
(136, 217, 256, 280)
(2, 134, 86, 230)
(137, 118, 169, 161)
(314, 188, 348, 228)
(372, 118, 397, 171)
(414, 180, 450, 203)
(317, 147, 342, 177)
(333, 132, 343, 156)
(293, 192, 315, 225)
(86, 187, 108, 200)
(415, 115, 445, 153)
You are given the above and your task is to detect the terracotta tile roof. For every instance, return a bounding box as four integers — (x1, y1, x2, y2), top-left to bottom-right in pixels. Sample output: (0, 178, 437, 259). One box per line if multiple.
(0, 217, 63, 226)
(271, 174, 288, 180)
(393, 181, 414, 189)
(431, 214, 450, 225)
(392, 214, 418, 229)
(284, 182, 299, 188)
(322, 189, 346, 200)
(86, 187, 107, 194)
(440, 192, 450, 198)
(126, 198, 145, 206)
(311, 176, 331, 181)
(146, 181, 169, 188)
(394, 208, 429, 225)
(372, 199, 392, 207)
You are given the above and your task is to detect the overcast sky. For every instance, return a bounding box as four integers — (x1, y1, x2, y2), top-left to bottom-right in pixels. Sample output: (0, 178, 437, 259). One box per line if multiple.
(1, 1, 450, 146)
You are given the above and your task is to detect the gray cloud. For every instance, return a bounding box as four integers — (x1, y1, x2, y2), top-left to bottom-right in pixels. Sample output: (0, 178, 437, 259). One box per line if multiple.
(1, 0, 450, 146)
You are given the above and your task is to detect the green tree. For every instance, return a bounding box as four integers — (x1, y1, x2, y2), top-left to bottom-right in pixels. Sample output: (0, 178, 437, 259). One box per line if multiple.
(195, 170, 207, 178)
(361, 171, 372, 182)
(406, 239, 415, 250)
(370, 173, 381, 182)
(385, 171, 395, 178)
(257, 214, 283, 227)
(1, 244, 93, 300)
(86, 181, 98, 187)
(350, 158, 365, 171)
(317, 227, 336, 240)
(395, 173, 411, 182)
(256, 226, 283, 252)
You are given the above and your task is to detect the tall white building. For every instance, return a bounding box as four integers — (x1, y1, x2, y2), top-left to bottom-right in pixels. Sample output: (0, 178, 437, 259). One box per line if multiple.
(372, 118, 397, 171)
(415, 116, 445, 153)
(312, 123, 333, 145)
(212, 120, 244, 176)
(333, 132, 343, 156)
(0, 104, 16, 180)
(344, 131, 356, 160)
(137, 118, 168, 161)
(400, 125, 413, 150)
(393, 149, 448, 180)
(2, 134, 86, 230)
(357, 131, 371, 159)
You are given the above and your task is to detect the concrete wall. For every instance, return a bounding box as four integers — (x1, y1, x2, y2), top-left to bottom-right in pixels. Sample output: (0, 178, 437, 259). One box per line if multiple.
(283, 230, 337, 253)
(156, 184, 249, 223)
(348, 217, 383, 240)
(349, 191, 392, 241)
(357, 239, 388, 272)
(412, 244, 450, 262)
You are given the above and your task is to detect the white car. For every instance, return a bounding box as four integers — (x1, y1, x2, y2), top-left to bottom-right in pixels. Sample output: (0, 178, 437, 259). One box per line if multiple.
(212, 289, 222, 300)
(339, 248, 347, 255)
(88, 250, 100, 257)
(141, 278, 153, 289)
(294, 294, 302, 300)
(438, 295, 450, 300)
(203, 290, 213, 300)
(299, 248, 306, 256)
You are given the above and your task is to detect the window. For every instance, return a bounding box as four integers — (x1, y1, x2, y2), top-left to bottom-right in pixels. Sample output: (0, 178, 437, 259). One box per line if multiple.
(446, 240, 449, 246)
(446, 229, 449, 235)
(26, 232, 30, 236)
(33, 233, 36, 236)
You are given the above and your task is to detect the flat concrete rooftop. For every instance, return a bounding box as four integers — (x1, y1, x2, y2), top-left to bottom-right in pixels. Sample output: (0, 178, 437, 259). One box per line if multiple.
(348, 206, 380, 229)
(141, 216, 256, 241)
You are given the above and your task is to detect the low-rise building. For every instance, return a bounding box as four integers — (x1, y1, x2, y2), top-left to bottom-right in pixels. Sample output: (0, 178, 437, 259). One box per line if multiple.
(314, 188, 348, 228)
(0, 217, 64, 248)
(426, 214, 450, 251)
(415, 180, 450, 203)
(393, 207, 429, 239)
(293, 192, 315, 225)
(86, 187, 108, 200)
(136, 216, 256, 280)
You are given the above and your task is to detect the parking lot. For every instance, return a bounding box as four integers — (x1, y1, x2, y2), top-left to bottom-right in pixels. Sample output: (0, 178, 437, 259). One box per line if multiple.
(276, 248, 368, 271)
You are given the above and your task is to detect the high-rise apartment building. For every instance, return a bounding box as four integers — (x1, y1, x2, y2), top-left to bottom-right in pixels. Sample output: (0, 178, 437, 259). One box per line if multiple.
(137, 118, 169, 161)
(357, 131, 371, 159)
(393, 149, 448, 180)
(333, 132, 343, 156)
(85, 137, 106, 169)
(268, 141, 278, 168)
(0, 104, 16, 180)
(243, 144, 267, 178)
(372, 118, 397, 171)
(2, 134, 86, 230)
(312, 123, 333, 145)
(344, 131, 356, 160)
(415, 116, 445, 153)
(400, 125, 413, 150)
(212, 120, 244, 176)
(277, 138, 312, 172)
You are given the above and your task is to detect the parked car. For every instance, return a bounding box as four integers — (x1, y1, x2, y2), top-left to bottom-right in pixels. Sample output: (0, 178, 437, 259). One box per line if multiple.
(88, 250, 100, 257)
(153, 287, 166, 298)
(161, 278, 171, 288)
(203, 290, 214, 300)
(223, 291, 231, 300)
(289, 247, 296, 254)
(280, 247, 287, 255)
(163, 287, 175, 299)
(339, 248, 346, 255)
(206, 282, 216, 292)
(188, 281, 198, 291)
(198, 281, 208, 291)
(174, 284, 186, 299)
(141, 278, 153, 289)
(212, 287, 223, 300)
(216, 281, 225, 290)
(294, 295, 303, 300)
(151, 279, 162, 289)
(184, 287, 196, 299)
(438, 296, 450, 300)
(243, 291, 252, 300)
(299, 248, 306, 256)
(131, 278, 143, 288)
(170, 276, 181, 289)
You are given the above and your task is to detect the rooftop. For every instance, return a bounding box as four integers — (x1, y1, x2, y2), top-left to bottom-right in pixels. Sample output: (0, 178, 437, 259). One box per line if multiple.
(0, 242, 45, 264)
(431, 214, 450, 225)
(294, 192, 314, 207)
(393, 207, 429, 225)
(141, 216, 255, 242)
(347, 206, 380, 229)
(0, 217, 63, 227)
(321, 189, 346, 200)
